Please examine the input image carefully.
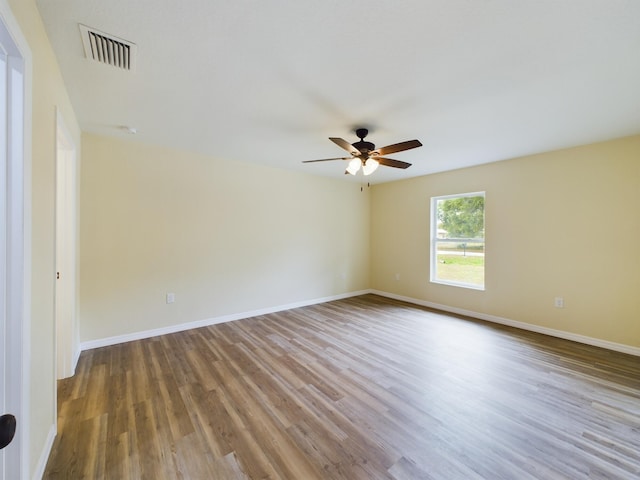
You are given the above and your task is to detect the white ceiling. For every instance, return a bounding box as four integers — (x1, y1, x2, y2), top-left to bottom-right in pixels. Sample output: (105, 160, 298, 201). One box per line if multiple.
(36, 0, 640, 184)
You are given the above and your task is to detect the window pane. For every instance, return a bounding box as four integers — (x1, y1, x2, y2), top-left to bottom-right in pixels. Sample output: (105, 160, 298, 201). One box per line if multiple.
(431, 193, 485, 289)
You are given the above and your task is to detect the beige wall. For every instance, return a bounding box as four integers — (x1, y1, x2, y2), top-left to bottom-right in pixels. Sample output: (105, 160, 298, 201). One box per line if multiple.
(80, 133, 370, 342)
(371, 135, 640, 348)
(8, 0, 82, 475)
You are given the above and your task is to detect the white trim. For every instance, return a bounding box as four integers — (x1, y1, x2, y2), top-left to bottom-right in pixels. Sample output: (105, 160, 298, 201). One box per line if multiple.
(81, 288, 640, 358)
(80, 290, 371, 351)
(0, 2, 32, 478)
(30, 424, 55, 480)
(371, 290, 640, 357)
(54, 107, 78, 380)
(72, 344, 81, 372)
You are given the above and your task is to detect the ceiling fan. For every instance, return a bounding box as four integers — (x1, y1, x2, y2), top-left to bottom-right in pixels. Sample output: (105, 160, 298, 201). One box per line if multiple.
(303, 128, 422, 176)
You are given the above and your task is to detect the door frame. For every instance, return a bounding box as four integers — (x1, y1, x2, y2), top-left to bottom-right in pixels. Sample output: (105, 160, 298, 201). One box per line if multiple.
(55, 108, 78, 380)
(0, 1, 31, 478)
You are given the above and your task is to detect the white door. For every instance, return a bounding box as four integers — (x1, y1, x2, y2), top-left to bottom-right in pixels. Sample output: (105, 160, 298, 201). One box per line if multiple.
(55, 111, 77, 380)
(0, 10, 26, 479)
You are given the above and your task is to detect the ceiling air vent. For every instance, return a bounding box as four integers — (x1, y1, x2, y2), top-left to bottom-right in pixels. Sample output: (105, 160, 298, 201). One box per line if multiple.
(79, 24, 137, 71)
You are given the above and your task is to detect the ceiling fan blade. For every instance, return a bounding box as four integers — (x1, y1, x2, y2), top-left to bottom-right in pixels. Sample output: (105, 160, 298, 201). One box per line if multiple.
(376, 157, 412, 169)
(330, 137, 361, 156)
(376, 139, 422, 156)
(302, 157, 352, 163)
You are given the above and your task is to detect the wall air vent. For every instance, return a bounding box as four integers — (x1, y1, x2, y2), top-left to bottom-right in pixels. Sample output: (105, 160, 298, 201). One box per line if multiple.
(79, 24, 137, 71)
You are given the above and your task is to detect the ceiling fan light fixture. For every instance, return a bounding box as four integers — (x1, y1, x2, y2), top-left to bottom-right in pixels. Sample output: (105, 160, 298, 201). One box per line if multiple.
(303, 128, 421, 175)
(362, 158, 379, 176)
(346, 158, 361, 175)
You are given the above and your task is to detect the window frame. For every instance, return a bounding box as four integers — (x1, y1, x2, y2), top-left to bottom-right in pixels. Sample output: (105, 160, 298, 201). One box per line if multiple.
(430, 191, 485, 290)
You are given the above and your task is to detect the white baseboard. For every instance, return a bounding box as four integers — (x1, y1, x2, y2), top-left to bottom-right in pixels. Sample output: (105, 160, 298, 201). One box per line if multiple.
(32, 424, 56, 480)
(371, 290, 640, 357)
(80, 288, 640, 357)
(71, 344, 81, 375)
(80, 290, 371, 351)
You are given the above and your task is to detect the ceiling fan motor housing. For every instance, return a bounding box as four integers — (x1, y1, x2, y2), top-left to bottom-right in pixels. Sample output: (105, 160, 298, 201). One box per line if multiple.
(352, 140, 376, 157)
(353, 128, 376, 157)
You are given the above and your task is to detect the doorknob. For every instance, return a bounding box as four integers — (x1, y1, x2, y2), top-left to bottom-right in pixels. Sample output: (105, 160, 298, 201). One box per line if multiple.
(0, 414, 16, 449)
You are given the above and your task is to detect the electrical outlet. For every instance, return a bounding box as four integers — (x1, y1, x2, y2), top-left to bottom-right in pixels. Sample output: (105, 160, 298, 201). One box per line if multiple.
(166, 293, 175, 304)
(554, 297, 564, 308)
(395, 273, 400, 281)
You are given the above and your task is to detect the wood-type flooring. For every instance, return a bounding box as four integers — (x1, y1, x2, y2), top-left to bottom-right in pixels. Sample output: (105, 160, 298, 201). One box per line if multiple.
(44, 294, 640, 479)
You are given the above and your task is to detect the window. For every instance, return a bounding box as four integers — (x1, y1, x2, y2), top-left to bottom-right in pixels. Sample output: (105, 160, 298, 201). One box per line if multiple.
(431, 192, 485, 290)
